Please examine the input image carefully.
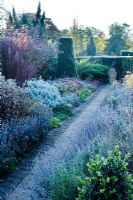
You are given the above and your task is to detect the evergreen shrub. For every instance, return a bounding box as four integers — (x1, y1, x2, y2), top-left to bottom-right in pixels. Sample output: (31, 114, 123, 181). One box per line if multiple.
(77, 146, 133, 200)
(57, 37, 76, 78)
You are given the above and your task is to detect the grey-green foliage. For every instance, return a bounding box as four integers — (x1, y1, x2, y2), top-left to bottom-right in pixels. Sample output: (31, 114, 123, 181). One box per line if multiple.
(56, 37, 76, 78)
(49, 151, 89, 200)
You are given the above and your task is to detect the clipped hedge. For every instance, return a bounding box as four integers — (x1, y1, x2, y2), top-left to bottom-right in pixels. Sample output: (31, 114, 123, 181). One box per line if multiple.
(56, 37, 76, 78)
(76, 60, 109, 83)
(76, 56, 133, 80)
(120, 50, 133, 56)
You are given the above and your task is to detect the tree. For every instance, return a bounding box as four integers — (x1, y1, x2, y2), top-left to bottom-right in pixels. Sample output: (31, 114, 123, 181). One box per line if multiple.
(69, 18, 79, 56)
(36, 1, 41, 23)
(35, 2, 46, 36)
(90, 27, 106, 55)
(45, 18, 61, 40)
(87, 31, 96, 56)
(8, 12, 13, 26)
(21, 13, 30, 26)
(40, 12, 45, 27)
(105, 23, 130, 55)
(40, 12, 45, 35)
(62, 25, 106, 56)
(94, 33, 106, 55)
(12, 6, 20, 28)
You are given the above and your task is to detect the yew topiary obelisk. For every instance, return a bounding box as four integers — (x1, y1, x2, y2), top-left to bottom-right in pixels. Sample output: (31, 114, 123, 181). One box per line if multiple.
(56, 37, 76, 78)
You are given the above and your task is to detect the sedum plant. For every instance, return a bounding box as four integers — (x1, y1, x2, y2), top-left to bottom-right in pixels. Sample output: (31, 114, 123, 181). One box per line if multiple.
(50, 117, 61, 129)
(77, 146, 133, 200)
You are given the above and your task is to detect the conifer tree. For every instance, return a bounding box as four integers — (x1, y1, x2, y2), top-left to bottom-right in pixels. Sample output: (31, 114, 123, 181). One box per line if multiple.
(12, 7, 20, 28)
(87, 32, 96, 56)
(21, 13, 30, 26)
(40, 12, 46, 35)
(8, 12, 13, 26)
(36, 1, 41, 23)
(41, 12, 45, 27)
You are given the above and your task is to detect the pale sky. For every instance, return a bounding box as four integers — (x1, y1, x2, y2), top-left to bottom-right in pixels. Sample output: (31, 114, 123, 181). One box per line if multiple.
(4, 0, 133, 35)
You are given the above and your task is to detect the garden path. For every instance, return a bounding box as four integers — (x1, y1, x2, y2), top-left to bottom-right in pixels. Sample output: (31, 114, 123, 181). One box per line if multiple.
(0, 85, 110, 200)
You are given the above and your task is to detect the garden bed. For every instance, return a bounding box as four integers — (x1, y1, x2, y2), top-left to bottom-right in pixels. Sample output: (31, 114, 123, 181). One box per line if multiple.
(0, 77, 100, 179)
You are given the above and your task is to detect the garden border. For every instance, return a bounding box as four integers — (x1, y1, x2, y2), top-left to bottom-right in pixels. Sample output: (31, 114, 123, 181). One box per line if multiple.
(0, 85, 110, 200)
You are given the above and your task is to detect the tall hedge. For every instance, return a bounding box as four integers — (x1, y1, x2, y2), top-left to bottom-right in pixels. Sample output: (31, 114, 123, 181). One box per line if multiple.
(56, 37, 76, 78)
(120, 50, 133, 56)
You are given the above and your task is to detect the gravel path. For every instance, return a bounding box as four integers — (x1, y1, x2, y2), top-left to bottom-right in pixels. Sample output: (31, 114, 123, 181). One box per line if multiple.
(0, 85, 110, 200)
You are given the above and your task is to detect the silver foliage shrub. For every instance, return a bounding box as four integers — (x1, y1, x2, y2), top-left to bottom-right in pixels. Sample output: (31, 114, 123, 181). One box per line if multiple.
(25, 79, 63, 108)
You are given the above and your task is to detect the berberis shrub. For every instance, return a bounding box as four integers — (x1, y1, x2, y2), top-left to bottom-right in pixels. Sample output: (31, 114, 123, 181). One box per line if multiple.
(77, 146, 133, 200)
(25, 79, 63, 108)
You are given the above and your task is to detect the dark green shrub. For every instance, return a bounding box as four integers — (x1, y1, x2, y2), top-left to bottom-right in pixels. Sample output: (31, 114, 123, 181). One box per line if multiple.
(100, 57, 133, 80)
(54, 112, 69, 122)
(56, 37, 76, 78)
(76, 57, 133, 80)
(53, 103, 73, 118)
(120, 50, 133, 56)
(76, 61, 109, 82)
(53, 103, 73, 124)
(42, 58, 57, 80)
(121, 58, 133, 75)
(77, 146, 133, 200)
(0, 157, 17, 178)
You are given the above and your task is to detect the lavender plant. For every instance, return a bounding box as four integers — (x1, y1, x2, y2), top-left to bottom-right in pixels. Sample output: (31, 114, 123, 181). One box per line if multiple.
(0, 101, 53, 177)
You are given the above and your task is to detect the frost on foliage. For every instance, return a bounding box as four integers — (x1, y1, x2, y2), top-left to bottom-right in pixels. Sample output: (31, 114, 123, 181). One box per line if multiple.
(1, 105, 52, 158)
(25, 79, 63, 108)
(0, 76, 31, 119)
(62, 93, 80, 107)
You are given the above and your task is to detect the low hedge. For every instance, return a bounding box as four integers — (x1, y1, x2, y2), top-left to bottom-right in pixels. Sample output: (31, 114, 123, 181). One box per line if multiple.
(76, 56, 133, 80)
(76, 61, 109, 83)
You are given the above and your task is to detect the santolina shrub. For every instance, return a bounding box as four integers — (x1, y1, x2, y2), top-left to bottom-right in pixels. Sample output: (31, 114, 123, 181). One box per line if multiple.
(25, 79, 63, 108)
